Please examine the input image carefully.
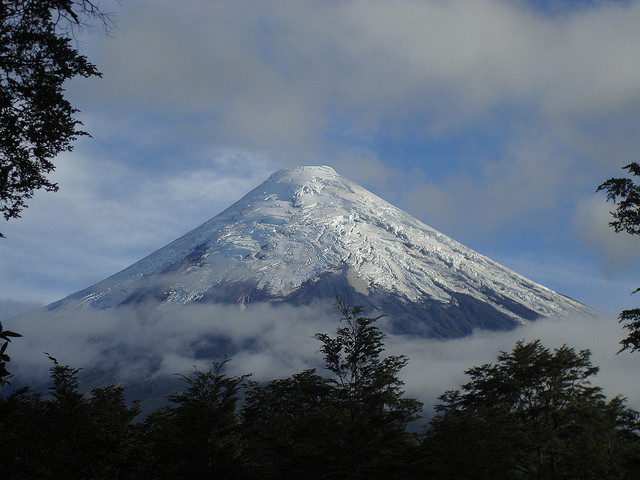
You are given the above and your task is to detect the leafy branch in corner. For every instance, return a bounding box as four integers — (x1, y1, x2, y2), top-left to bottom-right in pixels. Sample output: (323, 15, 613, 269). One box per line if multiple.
(0, 0, 116, 237)
(0, 321, 22, 386)
(597, 162, 640, 353)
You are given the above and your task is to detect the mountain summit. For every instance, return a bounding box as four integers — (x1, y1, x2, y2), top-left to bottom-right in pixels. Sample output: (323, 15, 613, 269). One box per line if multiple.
(48, 166, 592, 337)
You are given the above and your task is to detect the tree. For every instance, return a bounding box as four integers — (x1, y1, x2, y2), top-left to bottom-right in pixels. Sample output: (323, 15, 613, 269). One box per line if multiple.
(84, 385, 141, 479)
(314, 300, 423, 479)
(0, 0, 113, 236)
(241, 369, 335, 479)
(0, 386, 44, 478)
(40, 355, 99, 479)
(141, 361, 251, 480)
(597, 162, 640, 352)
(1, 355, 141, 479)
(421, 340, 640, 479)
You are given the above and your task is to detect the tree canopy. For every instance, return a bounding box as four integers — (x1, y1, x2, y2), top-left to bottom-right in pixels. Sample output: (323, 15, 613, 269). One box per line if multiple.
(0, 0, 111, 236)
(314, 300, 423, 478)
(597, 162, 640, 352)
(421, 340, 640, 479)
(141, 361, 251, 480)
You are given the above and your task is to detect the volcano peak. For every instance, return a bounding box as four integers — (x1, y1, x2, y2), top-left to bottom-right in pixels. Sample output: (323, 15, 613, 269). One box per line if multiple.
(47, 165, 593, 337)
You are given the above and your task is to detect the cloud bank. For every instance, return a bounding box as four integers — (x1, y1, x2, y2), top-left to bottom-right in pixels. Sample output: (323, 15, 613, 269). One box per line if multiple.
(87, 0, 640, 149)
(5, 302, 637, 417)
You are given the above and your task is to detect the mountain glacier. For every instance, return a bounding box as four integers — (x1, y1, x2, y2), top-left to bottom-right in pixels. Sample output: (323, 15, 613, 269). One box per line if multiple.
(47, 166, 592, 337)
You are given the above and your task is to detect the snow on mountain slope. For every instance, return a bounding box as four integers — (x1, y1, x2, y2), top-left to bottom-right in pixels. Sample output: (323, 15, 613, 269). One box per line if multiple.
(47, 166, 593, 337)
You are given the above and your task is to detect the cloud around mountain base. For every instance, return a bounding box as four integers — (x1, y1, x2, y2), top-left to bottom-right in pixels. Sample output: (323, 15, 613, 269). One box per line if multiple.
(4, 302, 636, 416)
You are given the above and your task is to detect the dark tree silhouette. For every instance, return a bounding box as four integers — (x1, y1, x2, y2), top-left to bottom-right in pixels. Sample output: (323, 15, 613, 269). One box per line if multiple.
(0, 0, 114, 236)
(597, 162, 640, 352)
(0, 355, 140, 479)
(421, 340, 640, 479)
(242, 369, 335, 479)
(141, 361, 251, 480)
(0, 321, 21, 386)
(314, 300, 422, 479)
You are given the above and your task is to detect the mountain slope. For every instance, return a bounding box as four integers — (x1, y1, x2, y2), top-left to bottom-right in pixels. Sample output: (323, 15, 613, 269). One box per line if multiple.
(47, 166, 592, 337)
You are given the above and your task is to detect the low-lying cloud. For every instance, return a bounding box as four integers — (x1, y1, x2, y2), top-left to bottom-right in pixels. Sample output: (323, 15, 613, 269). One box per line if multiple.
(392, 314, 640, 415)
(5, 302, 637, 418)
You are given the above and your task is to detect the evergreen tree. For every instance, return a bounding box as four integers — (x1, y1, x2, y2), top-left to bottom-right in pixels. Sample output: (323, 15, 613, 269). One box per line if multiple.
(85, 385, 141, 479)
(40, 355, 93, 479)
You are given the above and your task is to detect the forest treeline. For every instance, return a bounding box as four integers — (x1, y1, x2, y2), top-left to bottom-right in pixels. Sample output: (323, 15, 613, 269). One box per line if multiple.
(2, 302, 640, 479)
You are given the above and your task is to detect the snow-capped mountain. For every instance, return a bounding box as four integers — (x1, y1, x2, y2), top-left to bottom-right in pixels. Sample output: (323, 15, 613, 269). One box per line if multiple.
(47, 166, 592, 337)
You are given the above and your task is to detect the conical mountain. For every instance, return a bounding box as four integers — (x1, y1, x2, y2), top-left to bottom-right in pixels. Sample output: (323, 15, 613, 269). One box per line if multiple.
(47, 166, 592, 337)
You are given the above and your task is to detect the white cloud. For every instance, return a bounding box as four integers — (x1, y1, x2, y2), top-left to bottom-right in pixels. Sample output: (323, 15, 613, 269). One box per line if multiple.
(394, 313, 640, 415)
(4, 302, 333, 387)
(58, 0, 640, 264)
(333, 154, 403, 196)
(573, 196, 640, 273)
(403, 131, 575, 238)
(0, 299, 43, 322)
(71, 1, 640, 157)
(4, 302, 638, 417)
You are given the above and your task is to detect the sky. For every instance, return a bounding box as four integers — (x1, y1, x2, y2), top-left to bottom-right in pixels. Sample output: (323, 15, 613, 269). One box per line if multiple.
(1, 0, 640, 407)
